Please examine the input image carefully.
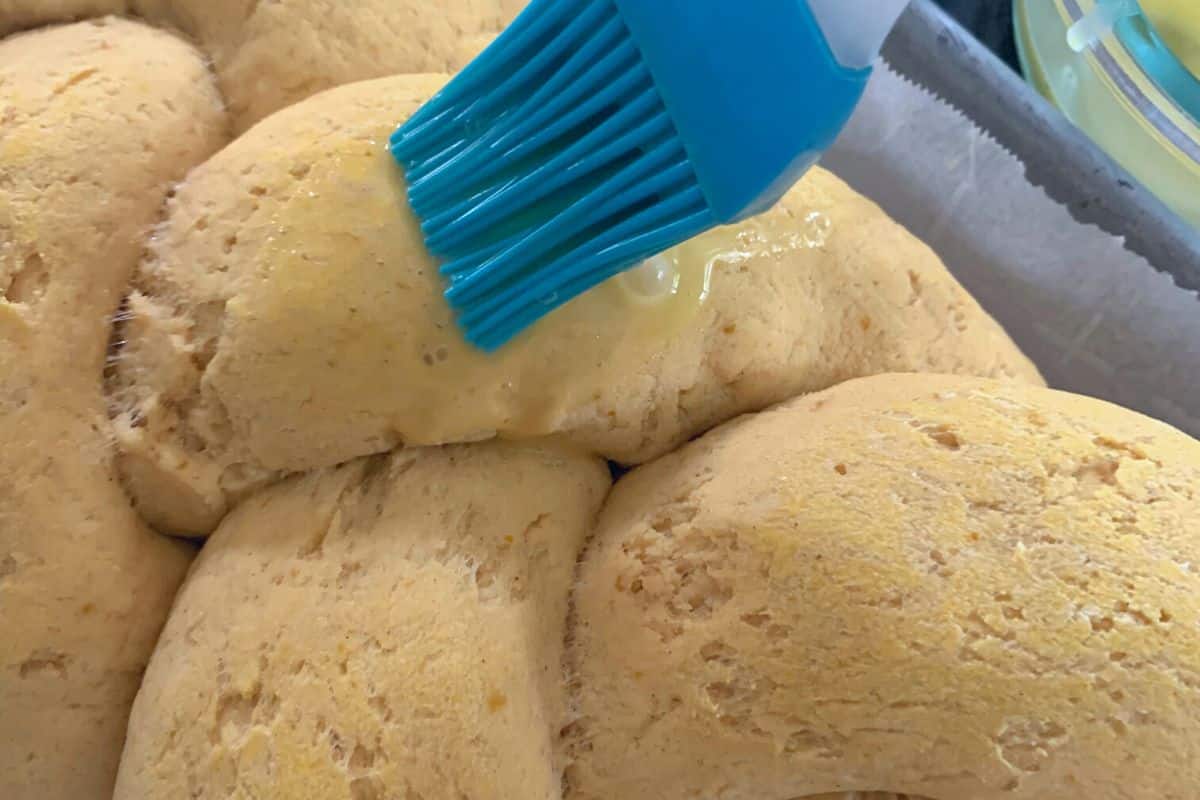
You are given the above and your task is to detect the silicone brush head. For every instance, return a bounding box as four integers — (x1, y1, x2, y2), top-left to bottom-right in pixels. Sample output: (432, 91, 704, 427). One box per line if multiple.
(390, 0, 871, 351)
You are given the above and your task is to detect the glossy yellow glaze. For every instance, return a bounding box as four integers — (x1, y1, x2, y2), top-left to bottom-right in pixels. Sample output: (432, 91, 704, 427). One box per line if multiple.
(109, 74, 1040, 537)
(251, 140, 828, 441)
(189, 113, 845, 460)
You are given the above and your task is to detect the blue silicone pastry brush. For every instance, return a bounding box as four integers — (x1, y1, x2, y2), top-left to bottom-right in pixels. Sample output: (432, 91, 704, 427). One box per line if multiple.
(389, 0, 910, 350)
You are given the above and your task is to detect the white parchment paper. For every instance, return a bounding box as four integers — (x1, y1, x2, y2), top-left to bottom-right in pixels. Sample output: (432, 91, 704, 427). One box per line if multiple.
(823, 64, 1200, 437)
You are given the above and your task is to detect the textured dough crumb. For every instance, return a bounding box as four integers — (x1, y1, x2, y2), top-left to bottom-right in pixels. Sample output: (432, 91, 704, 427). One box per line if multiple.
(133, 0, 524, 130)
(566, 373, 1200, 800)
(0, 16, 228, 800)
(114, 441, 609, 800)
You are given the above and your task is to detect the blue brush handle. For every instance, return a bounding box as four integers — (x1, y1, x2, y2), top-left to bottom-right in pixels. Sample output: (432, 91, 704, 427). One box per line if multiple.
(611, 0, 872, 222)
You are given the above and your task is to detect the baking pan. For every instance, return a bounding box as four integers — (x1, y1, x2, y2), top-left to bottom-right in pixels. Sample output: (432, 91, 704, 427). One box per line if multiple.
(884, 0, 1200, 292)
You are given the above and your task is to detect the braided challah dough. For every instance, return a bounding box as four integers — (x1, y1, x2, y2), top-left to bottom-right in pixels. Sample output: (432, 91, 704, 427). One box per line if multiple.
(0, 16, 227, 800)
(111, 375, 1200, 800)
(3, 4, 1194, 800)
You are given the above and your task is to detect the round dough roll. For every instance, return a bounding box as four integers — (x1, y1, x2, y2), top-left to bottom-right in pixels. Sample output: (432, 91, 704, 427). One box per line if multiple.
(108, 74, 1042, 536)
(114, 442, 610, 800)
(0, 16, 228, 378)
(133, 0, 523, 130)
(0, 17, 227, 800)
(566, 373, 1200, 799)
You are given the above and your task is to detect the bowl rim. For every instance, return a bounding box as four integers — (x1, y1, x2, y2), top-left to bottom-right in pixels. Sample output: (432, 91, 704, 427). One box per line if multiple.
(1059, 0, 1200, 167)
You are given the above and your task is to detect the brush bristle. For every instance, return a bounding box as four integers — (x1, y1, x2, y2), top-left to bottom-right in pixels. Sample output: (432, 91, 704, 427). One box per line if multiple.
(390, 0, 715, 351)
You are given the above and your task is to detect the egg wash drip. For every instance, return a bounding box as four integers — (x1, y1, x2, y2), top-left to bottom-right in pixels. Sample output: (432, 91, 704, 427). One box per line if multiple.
(618, 209, 832, 306)
(253, 140, 832, 444)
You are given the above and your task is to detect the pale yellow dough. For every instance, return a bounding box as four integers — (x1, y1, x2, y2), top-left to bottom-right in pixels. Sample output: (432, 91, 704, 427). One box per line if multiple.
(114, 442, 609, 800)
(567, 373, 1200, 800)
(1, 10, 1136, 800)
(0, 17, 227, 800)
(108, 73, 1042, 537)
(1, 0, 518, 128)
(133, 0, 524, 130)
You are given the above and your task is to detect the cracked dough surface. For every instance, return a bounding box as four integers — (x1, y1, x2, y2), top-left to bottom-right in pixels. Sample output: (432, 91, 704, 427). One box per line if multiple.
(566, 373, 1200, 800)
(107, 73, 1042, 537)
(114, 441, 609, 800)
(0, 17, 227, 800)
(133, 0, 524, 130)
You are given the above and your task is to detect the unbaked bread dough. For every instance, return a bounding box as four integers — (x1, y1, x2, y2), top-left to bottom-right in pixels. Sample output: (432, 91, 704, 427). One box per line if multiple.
(107, 73, 1042, 537)
(10, 10, 1181, 800)
(114, 441, 609, 800)
(0, 17, 227, 800)
(566, 373, 1200, 799)
(133, 0, 523, 130)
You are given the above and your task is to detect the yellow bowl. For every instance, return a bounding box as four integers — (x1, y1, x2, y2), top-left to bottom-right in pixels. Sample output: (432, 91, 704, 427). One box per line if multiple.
(1015, 0, 1200, 227)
